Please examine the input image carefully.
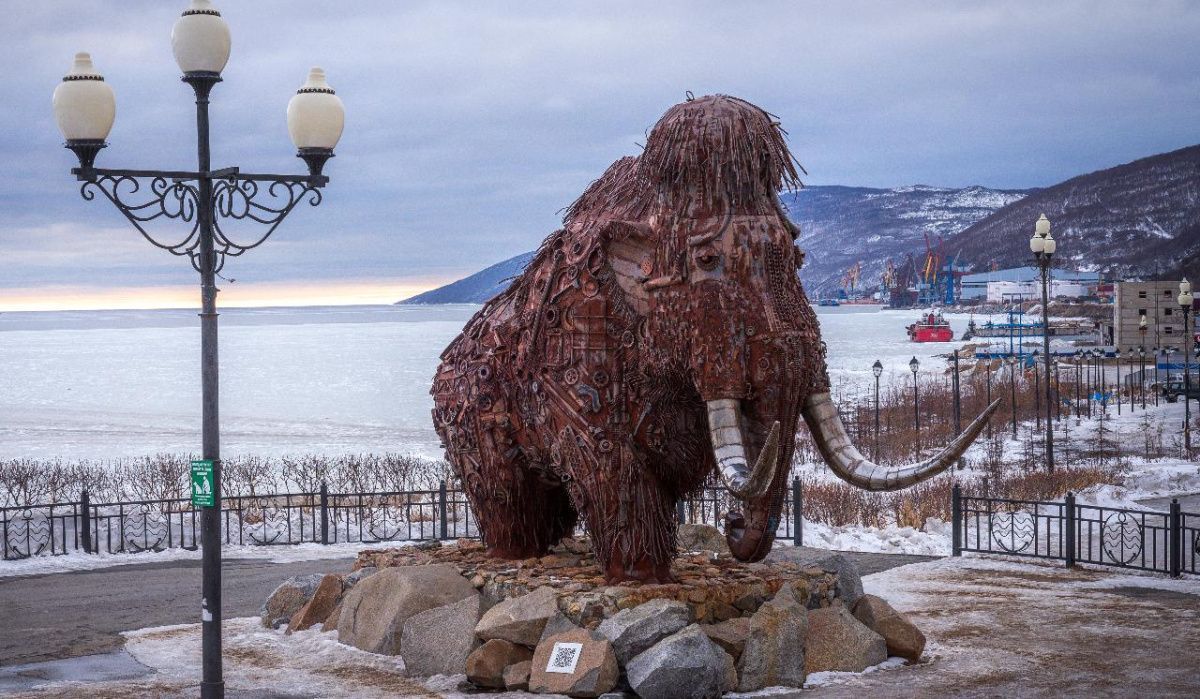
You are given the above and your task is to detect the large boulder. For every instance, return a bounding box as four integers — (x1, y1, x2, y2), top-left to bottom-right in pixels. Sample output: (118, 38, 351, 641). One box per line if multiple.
(625, 624, 725, 699)
(539, 610, 582, 645)
(596, 598, 691, 664)
(475, 585, 560, 647)
(718, 648, 739, 694)
(261, 574, 323, 629)
(675, 523, 730, 555)
(336, 564, 476, 655)
(400, 592, 484, 677)
(766, 547, 864, 609)
(529, 627, 619, 698)
(466, 639, 533, 688)
(805, 604, 887, 674)
(737, 584, 807, 691)
(701, 617, 750, 661)
(287, 574, 344, 633)
(852, 594, 926, 662)
(503, 660, 532, 691)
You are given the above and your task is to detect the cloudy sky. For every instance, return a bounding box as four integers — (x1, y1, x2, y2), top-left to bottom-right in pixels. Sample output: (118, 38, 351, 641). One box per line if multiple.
(2, 1, 1198, 310)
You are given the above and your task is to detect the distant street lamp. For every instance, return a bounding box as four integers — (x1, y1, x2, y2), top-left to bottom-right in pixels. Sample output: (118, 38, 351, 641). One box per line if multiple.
(985, 358, 994, 437)
(872, 359, 883, 460)
(1075, 348, 1084, 418)
(1180, 278, 1194, 454)
(1138, 345, 1147, 409)
(1032, 349, 1042, 430)
(51, 3, 344, 697)
(1114, 347, 1122, 415)
(909, 356, 920, 449)
(1029, 213, 1055, 471)
(1007, 354, 1018, 438)
(1153, 346, 1161, 407)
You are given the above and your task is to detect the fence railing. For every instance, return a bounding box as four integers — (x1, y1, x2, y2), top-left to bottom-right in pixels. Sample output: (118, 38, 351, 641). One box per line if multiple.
(2, 479, 803, 561)
(952, 484, 1196, 578)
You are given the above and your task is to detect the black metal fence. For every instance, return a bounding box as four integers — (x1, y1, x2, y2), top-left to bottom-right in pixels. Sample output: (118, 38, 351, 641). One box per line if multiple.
(952, 484, 1197, 578)
(2, 479, 803, 561)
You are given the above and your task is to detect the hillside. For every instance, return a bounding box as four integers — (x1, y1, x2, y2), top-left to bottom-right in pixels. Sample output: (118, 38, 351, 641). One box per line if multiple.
(945, 145, 1200, 277)
(400, 184, 1025, 304)
(401, 252, 535, 304)
(784, 184, 1028, 294)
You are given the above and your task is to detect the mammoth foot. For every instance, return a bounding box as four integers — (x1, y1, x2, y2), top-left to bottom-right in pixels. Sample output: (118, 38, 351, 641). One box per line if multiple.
(603, 555, 677, 585)
(486, 543, 549, 560)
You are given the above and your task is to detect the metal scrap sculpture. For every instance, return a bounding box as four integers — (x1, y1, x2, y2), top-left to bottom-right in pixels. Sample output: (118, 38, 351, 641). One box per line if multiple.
(432, 95, 999, 583)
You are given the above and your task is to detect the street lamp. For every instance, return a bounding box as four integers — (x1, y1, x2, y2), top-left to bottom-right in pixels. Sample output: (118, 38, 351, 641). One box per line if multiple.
(1114, 347, 1122, 415)
(52, 3, 344, 697)
(1153, 346, 1161, 407)
(1075, 348, 1084, 418)
(872, 359, 883, 460)
(1033, 349, 1042, 430)
(1180, 278, 1194, 454)
(1029, 213, 1055, 471)
(909, 356, 920, 450)
(1138, 345, 1147, 409)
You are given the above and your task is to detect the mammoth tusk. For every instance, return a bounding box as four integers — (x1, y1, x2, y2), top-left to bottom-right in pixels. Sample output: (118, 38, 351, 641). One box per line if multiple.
(801, 392, 1001, 492)
(706, 398, 780, 499)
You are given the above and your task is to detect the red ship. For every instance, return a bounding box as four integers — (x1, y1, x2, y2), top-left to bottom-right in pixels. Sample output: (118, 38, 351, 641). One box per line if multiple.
(907, 309, 954, 342)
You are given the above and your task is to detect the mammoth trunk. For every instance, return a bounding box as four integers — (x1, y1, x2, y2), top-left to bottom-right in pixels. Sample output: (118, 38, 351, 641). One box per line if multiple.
(705, 398, 790, 562)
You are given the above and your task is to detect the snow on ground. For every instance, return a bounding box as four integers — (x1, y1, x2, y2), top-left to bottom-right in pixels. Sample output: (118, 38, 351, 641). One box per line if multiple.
(797, 519, 951, 557)
(0, 540, 391, 579)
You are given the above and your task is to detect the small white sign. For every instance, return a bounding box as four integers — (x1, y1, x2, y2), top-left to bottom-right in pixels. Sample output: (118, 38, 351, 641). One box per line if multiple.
(546, 642, 583, 674)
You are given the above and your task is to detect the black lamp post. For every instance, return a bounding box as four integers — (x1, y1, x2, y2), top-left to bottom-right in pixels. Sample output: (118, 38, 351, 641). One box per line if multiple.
(872, 359, 883, 460)
(51, 4, 344, 697)
(909, 356, 920, 450)
(1153, 346, 1161, 407)
(1114, 347, 1122, 416)
(1007, 354, 1018, 438)
(985, 359, 994, 438)
(1075, 348, 1083, 418)
(1032, 349, 1042, 429)
(1029, 213, 1055, 471)
(1180, 279, 1194, 454)
(1139, 345, 1147, 409)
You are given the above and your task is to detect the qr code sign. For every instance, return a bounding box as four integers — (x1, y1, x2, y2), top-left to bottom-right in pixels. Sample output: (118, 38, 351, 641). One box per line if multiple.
(546, 641, 583, 674)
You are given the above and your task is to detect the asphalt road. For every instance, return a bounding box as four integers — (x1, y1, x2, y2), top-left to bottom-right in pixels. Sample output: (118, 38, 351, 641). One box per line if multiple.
(0, 549, 936, 668)
(0, 557, 356, 666)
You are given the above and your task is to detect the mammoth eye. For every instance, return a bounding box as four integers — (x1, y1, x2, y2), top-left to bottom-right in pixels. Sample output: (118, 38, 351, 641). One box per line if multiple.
(695, 251, 721, 271)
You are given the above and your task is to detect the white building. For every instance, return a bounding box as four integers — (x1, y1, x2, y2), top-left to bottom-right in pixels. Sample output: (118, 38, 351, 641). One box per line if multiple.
(986, 280, 1089, 303)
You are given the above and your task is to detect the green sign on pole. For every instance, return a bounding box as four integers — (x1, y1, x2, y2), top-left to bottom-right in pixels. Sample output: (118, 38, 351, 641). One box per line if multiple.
(191, 459, 215, 507)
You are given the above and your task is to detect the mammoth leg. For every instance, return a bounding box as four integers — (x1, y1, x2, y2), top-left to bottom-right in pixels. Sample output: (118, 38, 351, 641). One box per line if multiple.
(463, 452, 576, 559)
(560, 434, 676, 583)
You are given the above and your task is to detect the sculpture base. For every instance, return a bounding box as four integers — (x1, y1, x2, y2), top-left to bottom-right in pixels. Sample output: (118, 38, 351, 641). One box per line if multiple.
(354, 537, 841, 627)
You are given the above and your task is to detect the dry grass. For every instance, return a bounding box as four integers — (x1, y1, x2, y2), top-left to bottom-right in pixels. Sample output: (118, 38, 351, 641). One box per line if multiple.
(798, 464, 1122, 529)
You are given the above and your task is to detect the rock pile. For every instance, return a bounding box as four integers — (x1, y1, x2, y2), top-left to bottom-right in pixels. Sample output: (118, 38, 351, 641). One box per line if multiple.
(259, 530, 926, 697)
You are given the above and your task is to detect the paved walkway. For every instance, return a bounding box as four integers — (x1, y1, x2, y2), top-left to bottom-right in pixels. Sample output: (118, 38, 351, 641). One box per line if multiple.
(0, 556, 356, 666)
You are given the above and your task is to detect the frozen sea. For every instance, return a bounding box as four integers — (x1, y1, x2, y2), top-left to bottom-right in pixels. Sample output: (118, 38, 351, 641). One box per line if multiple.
(0, 304, 986, 460)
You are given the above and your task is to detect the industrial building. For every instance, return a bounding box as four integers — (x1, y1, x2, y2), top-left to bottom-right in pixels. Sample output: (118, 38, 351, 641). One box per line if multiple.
(1113, 281, 1197, 352)
(959, 267, 1101, 301)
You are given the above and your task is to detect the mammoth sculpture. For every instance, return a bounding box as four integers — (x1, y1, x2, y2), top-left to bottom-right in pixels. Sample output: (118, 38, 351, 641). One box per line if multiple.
(431, 94, 998, 584)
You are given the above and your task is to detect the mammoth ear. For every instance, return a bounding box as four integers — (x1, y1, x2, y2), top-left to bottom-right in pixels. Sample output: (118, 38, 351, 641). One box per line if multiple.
(599, 219, 658, 313)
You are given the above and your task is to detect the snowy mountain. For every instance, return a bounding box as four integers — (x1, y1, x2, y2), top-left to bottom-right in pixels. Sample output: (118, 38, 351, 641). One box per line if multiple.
(783, 184, 1029, 295)
(401, 251, 535, 304)
(400, 184, 1026, 304)
(945, 144, 1200, 279)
